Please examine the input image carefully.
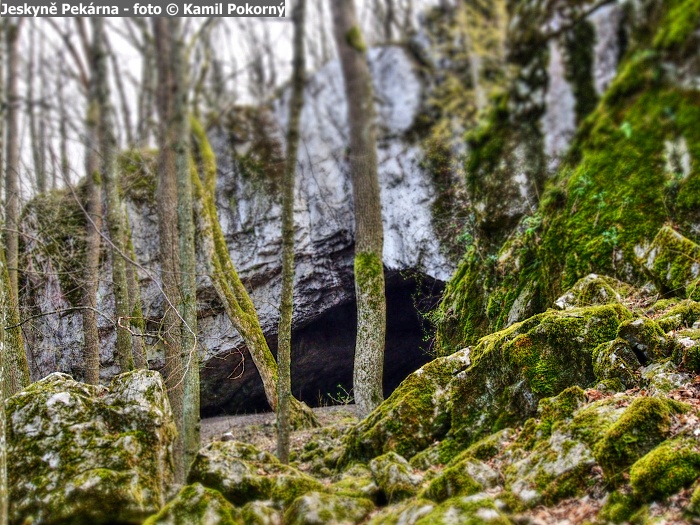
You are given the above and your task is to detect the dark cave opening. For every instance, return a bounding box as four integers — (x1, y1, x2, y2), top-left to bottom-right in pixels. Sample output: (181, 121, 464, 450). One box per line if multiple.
(201, 271, 444, 416)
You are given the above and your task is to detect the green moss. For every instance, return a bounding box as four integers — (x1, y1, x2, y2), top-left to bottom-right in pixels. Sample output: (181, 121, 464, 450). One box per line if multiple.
(415, 494, 511, 525)
(653, 0, 700, 53)
(563, 19, 599, 123)
(143, 484, 243, 525)
(345, 26, 367, 53)
(630, 437, 700, 501)
(645, 226, 700, 298)
(592, 338, 642, 389)
(656, 299, 700, 331)
(118, 149, 158, 204)
(593, 397, 689, 482)
(421, 462, 482, 503)
(536, 386, 587, 437)
(598, 490, 647, 524)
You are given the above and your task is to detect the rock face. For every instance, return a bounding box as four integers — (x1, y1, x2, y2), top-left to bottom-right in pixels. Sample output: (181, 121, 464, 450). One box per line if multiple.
(6, 370, 176, 525)
(20, 45, 453, 414)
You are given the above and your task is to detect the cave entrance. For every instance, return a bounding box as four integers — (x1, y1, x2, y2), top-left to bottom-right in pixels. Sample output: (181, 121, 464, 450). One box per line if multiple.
(202, 271, 444, 416)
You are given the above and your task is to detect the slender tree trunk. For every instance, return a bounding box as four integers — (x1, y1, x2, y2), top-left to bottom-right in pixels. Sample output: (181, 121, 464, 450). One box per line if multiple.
(0, 251, 8, 525)
(277, 0, 307, 464)
(106, 37, 135, 148)
(331, 0, 386, 419)
(4, 18, 23, 301)
(153, 16, 198, 483)
(82, 25, 103, 386)
(92, 17, 135, 374)
(0, 20, 5, 204)
(190, 119, 318, 430)
(58, 61, 70, 188)
(1, 250, 28, 399)
(27, 21, 45, 193)
(125, 216, 148, 369)
(170, 18, 200, 475)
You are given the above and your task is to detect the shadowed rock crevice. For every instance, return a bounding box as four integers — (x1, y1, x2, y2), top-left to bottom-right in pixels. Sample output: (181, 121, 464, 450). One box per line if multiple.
(201, 272, 443, 416)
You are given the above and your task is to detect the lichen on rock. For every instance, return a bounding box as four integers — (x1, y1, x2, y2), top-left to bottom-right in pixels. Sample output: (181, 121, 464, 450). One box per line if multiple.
(143, 483, 243, 525)
(7, 370, 176, 525)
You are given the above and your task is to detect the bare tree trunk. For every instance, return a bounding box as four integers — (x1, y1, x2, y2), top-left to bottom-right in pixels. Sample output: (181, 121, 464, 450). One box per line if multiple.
(106, 36, 135, 148)
(125, 216, 148, 369)
(4, 18, 23, 301)
(277, 0, 307, 464)
(93, 17, 135, 374)
(190, 119, 318, 430)
(331, 0, 386, 419)
(0, 20, 5, 203)
(82, 24, 103, 386)
(27, 21, 45, 193)
(57, 61, 70, 188)
(170, 18, 200, 476)
(153, 16, 200, 483)
(0, 251, 8, 525)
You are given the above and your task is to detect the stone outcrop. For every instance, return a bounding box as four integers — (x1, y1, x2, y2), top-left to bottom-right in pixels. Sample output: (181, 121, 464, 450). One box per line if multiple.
(7, 370, 176, 525)
(20, 46, 453, 414)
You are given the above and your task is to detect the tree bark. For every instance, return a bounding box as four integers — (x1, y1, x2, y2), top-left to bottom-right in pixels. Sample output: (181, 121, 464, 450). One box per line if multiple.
(190, 119, 318, 430)
(4, 18, 23, 302)
(153, 17, 200, 483)
(331, 0, 387, 419)
(0, 251, 9, 525)
(82, 21, 104, 386)
(277, 0, 307, 464)
(93, 17, 135, 374)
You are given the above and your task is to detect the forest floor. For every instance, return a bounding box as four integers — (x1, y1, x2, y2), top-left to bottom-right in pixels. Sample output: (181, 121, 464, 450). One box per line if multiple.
(201, 404, 358, 464)
(200, 403, 696, 525)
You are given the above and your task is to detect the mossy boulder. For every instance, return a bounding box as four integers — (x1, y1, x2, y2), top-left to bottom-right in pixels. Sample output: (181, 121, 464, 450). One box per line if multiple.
(188, 441, 323, 508)
(369, 452, 423, 503)
(504, 428, 596, 507)
(143, 483, 243, 525)
(617, 317, 670, 363)
(448, 304, 631, 451)
(330, 463, 380, 503)
(422, 457, 496, 503)
(644, 226, 700, 299)
(7, 370, 176, 525)
(283, 492, 374, 525)
(343, 348, 473, 462)
(630, 437, 700, 501)
(592, 338, 643, 389)
(641, 361, 693, 396)
(414, 493, 512, 525)
(553, 274, 631, 310)
(241, 501, 283, 524)
(347, 304, 630, 464)
(655, 299, 700, 332)
(593, 397, 689, 482)
(366, 499, 436, 525)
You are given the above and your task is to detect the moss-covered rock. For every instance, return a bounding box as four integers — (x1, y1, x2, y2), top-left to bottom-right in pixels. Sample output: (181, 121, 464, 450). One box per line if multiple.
(414, 493, 512, 525)
(421, 457, 495, 503)
(347, 304, 630, 465)
(592, 338, 643, 389)
(7, 370, 176, 525)
(143, 483, 243, 525)
(593, 397, 689, 482)
(655, 299, 700, 332)
(366, 499, 436, 525)
(343, 348, 472, 462)
(641, 360, 693, 396)
(553, 274, 631, 310)
(617, 317, 670, 363)
(330, 463, 381, 503)
(370, 452, 423, 503)
(448, 304, 631, 452)
(630, 437, 700, 501)
(188, 441, 323, 508)
(240, 501, 283, 524)
(283, 492, 374, 525)
(644, 226, 700, 299)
